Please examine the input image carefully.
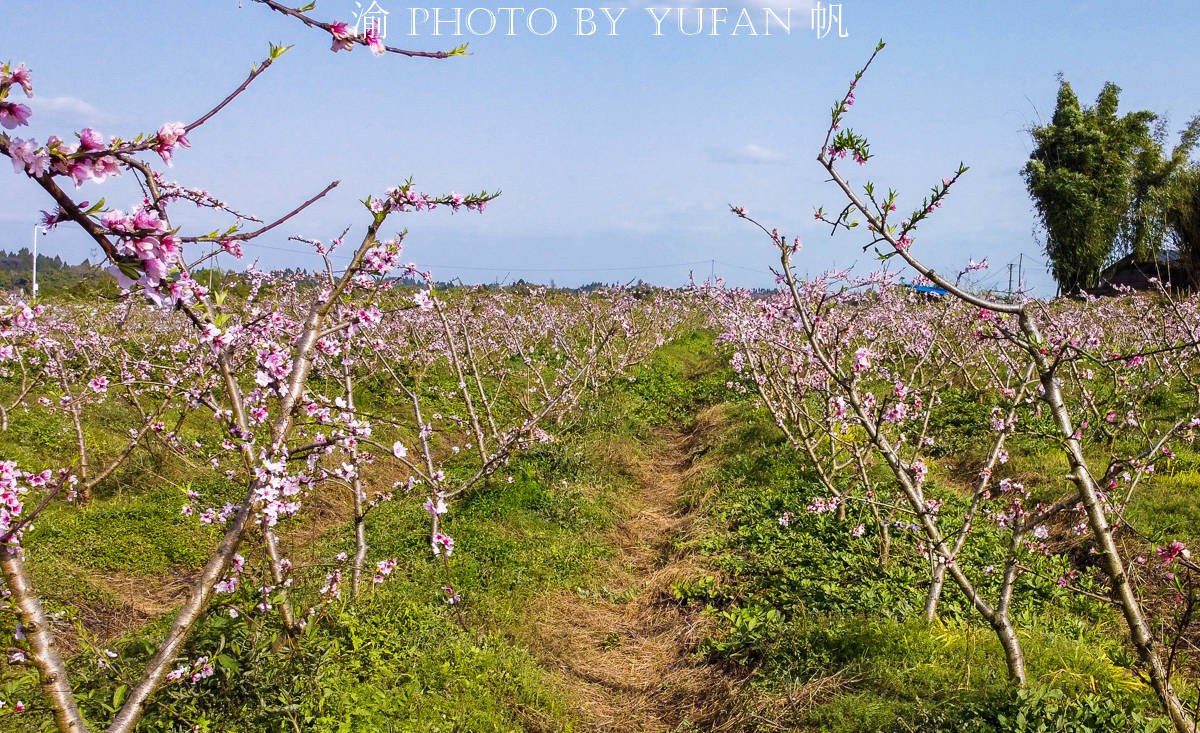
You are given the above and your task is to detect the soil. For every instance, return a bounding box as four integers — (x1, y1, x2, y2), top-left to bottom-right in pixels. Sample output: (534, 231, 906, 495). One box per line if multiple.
(523, 408, 771, 732)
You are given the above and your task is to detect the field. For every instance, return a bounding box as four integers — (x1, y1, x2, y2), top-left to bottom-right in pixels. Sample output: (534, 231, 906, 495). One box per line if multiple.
(2, 282, 1200, 732)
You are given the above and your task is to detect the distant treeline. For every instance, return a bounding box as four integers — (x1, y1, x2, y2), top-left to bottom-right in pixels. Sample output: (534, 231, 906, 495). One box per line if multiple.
(0, 248, 117, 297)
(0, 251, 737, 299)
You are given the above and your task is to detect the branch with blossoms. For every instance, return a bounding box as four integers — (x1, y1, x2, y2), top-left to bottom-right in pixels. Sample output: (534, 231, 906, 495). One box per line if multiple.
(709, 246, 1045, 680)
(734, 41, 1199, 731)
(733, 211, 1035, 685)
(705, 286, 857, 521)
(236, 284, 677, 635)
(251, 0, 470, 59)
(0, 4, 498, 730)
(0, 299, 49, 431)
(0, 46, 341, 305)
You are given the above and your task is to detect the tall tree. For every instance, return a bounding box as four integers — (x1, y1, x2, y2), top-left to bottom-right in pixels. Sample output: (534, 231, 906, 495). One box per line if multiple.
(1166, 163, 1200, 285)
(1023, 79, 1154, 293)
(1120, 113, 1200, 263)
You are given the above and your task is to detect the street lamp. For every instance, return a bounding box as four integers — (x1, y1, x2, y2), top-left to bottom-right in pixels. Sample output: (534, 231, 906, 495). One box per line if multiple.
(31, 223, 47, 298)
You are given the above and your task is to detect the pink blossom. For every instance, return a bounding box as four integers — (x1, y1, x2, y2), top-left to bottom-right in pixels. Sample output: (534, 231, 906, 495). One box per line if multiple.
(365, 27, 386, 56)
(432, 532, 454, 557)
(909, 458, 928, 485)
(8, 138, 48, 177)
(424, 496, 448, 515)
(79, 127, 106, 151)
(852, 346, 873, 372)
(8, 63, 33, 96)
(67, 158, 96, 186)
(0, 101, 32, 129)
(1158, 540, 1188, 564)
(329, 20, 355, 52)
(155, 121, 190, 165)
(156, 121, 189, 148)
(190, 656, 213, 683)
(90, 155, 121, 183)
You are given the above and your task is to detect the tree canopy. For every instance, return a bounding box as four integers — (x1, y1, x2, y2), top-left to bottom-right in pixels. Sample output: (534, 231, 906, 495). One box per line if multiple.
(1025, 79, 1200, 293)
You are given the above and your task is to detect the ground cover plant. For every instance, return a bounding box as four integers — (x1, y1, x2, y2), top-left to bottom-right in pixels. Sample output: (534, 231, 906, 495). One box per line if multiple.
(2, 11, 1200, 733)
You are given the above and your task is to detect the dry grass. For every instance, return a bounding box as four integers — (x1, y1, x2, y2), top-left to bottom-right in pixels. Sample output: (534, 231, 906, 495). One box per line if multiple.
(522, 407, 803, 732)
(53, 569, 197, 653)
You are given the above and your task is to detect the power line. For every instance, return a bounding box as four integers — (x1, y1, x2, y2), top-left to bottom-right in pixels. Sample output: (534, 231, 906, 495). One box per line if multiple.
(716, 260, 775, 275)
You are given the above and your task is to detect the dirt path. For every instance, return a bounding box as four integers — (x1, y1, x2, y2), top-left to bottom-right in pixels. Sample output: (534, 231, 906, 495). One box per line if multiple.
(524, 410, 760, 732)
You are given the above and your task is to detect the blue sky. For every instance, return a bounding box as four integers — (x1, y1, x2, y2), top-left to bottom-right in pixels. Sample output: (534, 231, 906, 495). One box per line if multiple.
(4, 1, 1200, 294)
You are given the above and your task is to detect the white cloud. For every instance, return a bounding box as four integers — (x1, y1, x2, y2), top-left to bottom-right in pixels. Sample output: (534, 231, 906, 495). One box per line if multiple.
(31, 95, 109, 121)
(715, 143, 788, 165)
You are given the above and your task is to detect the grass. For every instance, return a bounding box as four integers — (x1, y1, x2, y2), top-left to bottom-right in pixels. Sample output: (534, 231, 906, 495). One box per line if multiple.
(677, 399, 1178, 732)
(2, 331, 727, 731)
(1127, 468, 1200, 547)
(3, 329, 1198, 731)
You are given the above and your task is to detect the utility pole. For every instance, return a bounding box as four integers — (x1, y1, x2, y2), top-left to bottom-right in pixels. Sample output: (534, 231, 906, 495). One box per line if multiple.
(1007, 263, 1014, 297)
(1017, 253, 1024, 294)
(710, 258, 715, 283)
(31, 224, 46, 298)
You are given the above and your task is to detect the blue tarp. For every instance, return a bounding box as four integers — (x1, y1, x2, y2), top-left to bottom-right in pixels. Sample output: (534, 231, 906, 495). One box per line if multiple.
(899, 283, 948, 296)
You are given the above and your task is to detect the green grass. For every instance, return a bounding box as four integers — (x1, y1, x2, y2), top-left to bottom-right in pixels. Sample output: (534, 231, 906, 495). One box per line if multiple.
(1127, 468, 1200, 546)
(623, 329, 732, 427)
(2, 332, 726, 732)
(678, 400, 1176, 732)
(4, 329, 1197, 732)
(29, 490, 219, 575)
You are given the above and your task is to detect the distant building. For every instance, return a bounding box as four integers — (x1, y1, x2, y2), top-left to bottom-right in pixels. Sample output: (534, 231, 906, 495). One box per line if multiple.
(1092, 250, 1192, 294)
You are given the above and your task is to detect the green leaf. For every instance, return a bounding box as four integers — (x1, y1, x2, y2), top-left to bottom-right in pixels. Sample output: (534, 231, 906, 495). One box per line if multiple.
(216, 653, 239, 677)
